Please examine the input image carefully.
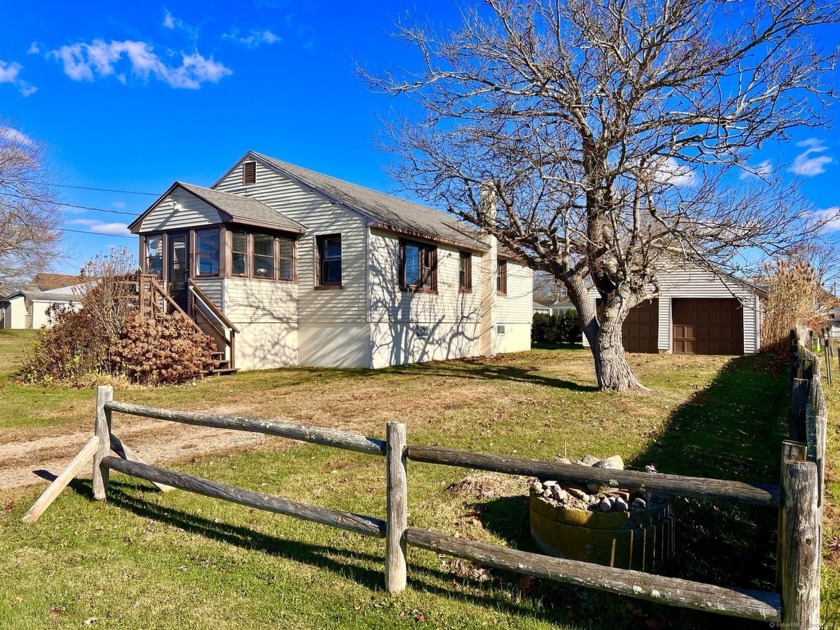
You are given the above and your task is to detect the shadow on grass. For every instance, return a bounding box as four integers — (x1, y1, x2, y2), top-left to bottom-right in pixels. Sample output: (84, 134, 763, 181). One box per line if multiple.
(471, 353, 789, 629)
(62, 477, 579, 627)
(388, 361, 598, 393)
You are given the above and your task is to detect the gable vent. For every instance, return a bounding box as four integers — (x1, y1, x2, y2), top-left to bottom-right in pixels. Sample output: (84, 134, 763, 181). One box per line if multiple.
(243, 161, 257, 185)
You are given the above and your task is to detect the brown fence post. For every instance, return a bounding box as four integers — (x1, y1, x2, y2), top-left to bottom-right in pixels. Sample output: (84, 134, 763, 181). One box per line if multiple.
(824, 339, 832, 386)
(776, 441, 806, 590)
(92, 385, 113, 500)
(780, 460, 820, 629)
(385, 422, 407, 593)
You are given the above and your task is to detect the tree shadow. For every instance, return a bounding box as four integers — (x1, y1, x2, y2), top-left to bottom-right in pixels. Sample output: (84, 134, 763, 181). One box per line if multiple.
(387, 361, 598, 393)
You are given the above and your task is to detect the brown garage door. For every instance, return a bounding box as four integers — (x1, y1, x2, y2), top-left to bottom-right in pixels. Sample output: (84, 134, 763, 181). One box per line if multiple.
(623, 299, 659, 353)
(672, 298, 743, 355)
(597, 298, 659, 353)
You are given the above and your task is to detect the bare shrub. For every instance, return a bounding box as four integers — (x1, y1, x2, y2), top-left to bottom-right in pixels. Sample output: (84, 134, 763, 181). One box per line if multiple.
(77, 248, 138, 345)
(111, 312, 215, 385)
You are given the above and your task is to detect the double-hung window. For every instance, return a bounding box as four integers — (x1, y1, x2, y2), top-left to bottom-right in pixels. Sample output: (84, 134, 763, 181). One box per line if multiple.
(231, 230, 248, 276)
(497, 259, 507, 295)
(317, 234, 342, 286)
(459, 252, 472, 292)
(252, 233, 275, 279)
(400, 239, 437, 293)
(145, 235, 163, 278)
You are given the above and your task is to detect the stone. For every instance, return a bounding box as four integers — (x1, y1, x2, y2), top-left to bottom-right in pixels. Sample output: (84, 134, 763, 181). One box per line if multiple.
(614, 497, 629, 512)
(645, 464, 658, 474)
(567, 488, 589, 500)
(578, 455, 600, 466)
(598, 498, 613, 512)
(530, 481, 543, 494)
(632, 497, 647, 509)
(543, 480, 558, 488)
(542, 489, 552, 499)
(594, 455, 624, 470)
(555, 457, 572, 465)
(550, 486, 566, 502)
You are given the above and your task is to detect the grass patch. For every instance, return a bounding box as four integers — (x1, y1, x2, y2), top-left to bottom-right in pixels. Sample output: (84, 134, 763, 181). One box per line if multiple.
(0, 329, 825, 628)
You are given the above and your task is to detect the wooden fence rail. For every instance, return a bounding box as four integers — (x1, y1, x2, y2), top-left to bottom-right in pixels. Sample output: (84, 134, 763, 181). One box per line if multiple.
(23, 373, 825, 626)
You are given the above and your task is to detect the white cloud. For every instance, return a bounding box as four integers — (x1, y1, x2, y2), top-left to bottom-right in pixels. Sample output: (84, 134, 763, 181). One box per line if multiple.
(224, 28, 282, 48)
(0, 60, 36, 97)
(0, 127, 34, 147)
(789, 139, 833, 177)
(27, 42, 41, 55)
(811, 207, 840, 233)
(738, 159, 773, 180)
(112, 200, 127, 209)
(69, 219, 131, 235)
(0, 60, 21, 83)
(162, 8, 182, 30)
(49, 40, 232, 89)
(645, 156, 697, 188)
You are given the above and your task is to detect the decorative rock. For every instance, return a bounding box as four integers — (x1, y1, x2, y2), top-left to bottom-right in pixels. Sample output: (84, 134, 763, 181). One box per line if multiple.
(594, 455, 625, 470)
(567, 488, 588, 501)
(614, 497, 629, 512)
(543, 480, 558, 488)
(555, 457, 572, 465)
(530, 481, 543, 494)
(577, 455, 600, 466)
(632, 497, 647, 509)
(542, 489, 552, 499)
(645, 464, 658, 474)
(550, 486, 567, 502)
(598, 498, 613, 512)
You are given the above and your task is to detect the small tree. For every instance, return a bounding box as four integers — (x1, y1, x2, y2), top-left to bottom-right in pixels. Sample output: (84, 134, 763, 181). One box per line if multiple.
(368, 0, 840, 390)
(76, 248, 138, 348)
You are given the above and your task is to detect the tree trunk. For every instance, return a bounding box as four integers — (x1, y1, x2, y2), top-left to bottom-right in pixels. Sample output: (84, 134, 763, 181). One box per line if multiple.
(566, 277, 648, 392)
(591, 309, 648, 392)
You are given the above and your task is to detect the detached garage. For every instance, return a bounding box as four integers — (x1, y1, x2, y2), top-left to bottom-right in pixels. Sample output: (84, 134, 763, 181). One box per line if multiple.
(584, 265, 765, 356)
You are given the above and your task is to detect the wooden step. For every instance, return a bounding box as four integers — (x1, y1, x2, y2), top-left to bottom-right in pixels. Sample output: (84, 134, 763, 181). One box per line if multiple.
(208, 367, 239, 376)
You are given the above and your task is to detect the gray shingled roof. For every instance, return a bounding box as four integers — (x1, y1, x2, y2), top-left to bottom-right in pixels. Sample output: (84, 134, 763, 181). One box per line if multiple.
(253, 153, 488, 251)
(178, 182, 305, 234)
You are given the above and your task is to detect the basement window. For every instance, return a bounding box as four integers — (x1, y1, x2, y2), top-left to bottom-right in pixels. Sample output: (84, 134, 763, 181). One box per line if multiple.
(416, 325, 431, 339)
(497, 324, 506, 335)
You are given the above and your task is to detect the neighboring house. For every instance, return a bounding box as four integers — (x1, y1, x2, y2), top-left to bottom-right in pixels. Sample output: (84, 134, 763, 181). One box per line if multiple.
(582, 264, 766, 355)
(30, 273, 80, 291)
(0, 286, 81, 330)
(129, 152, 533, 371)
(828, 306, 840, 339)
(533, 299, 576, 316)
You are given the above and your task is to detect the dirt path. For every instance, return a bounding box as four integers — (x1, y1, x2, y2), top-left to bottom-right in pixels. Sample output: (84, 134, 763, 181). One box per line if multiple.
(0, 419, 266, 490)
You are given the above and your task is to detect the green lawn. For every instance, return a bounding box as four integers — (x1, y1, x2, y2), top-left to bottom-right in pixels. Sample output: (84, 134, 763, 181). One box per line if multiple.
(0, 330, 834, 629)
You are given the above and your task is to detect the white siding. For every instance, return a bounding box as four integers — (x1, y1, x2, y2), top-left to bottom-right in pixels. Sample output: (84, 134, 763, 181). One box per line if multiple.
(140, 188, 222, 232)
(192, 278, 224, 309)
(368, 230, 484, 368)
(7, 296, 27, 329)
(495, 261, 533, 355)
(214, 158, 369, 326)
(299, 324, 369, 368)
(222, 277, 298, 370)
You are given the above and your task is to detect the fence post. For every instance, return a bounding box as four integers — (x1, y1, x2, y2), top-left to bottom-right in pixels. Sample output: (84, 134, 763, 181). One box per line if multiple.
(780, 460, 820, 629)
(776, 441, 806, 590)
(92, 385, 113, 500)
(824, 339, 832, 386)
(385, 421, 407, 593)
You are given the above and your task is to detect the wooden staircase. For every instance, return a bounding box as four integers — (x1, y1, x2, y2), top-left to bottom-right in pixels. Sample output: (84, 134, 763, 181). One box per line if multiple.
(137, 273, 238, 376)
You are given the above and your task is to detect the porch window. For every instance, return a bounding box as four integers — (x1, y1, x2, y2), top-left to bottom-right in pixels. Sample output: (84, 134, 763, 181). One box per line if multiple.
(497, 259, 507, 295)
(145, 235, 163, 278)
(400, 239, 437, 292)
(253, 233, 274, 279)
(459, 252, 472, 292)
(317, 234, 342, 286)
(195, 228, 220, 277)
(232, 230, 248, 276)
(278, 236, 295, 281)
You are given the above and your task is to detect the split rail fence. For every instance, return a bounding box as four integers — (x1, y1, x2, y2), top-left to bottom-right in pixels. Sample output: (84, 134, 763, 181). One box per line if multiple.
(24, 334, 827, 627)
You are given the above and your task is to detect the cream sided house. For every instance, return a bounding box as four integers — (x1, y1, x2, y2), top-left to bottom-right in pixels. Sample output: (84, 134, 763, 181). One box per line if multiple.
(582, 265, 766, 355)
(0, 286, 81, 330)
(128, 152, 533, 371)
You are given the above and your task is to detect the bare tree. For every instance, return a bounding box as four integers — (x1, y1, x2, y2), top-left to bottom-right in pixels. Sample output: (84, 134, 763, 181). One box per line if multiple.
(0, 120, 62, 293)
(367, 0, 840, 390)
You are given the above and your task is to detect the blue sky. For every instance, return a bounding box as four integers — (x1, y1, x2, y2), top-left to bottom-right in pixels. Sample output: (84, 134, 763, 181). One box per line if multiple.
(1, 1, 838, 276)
